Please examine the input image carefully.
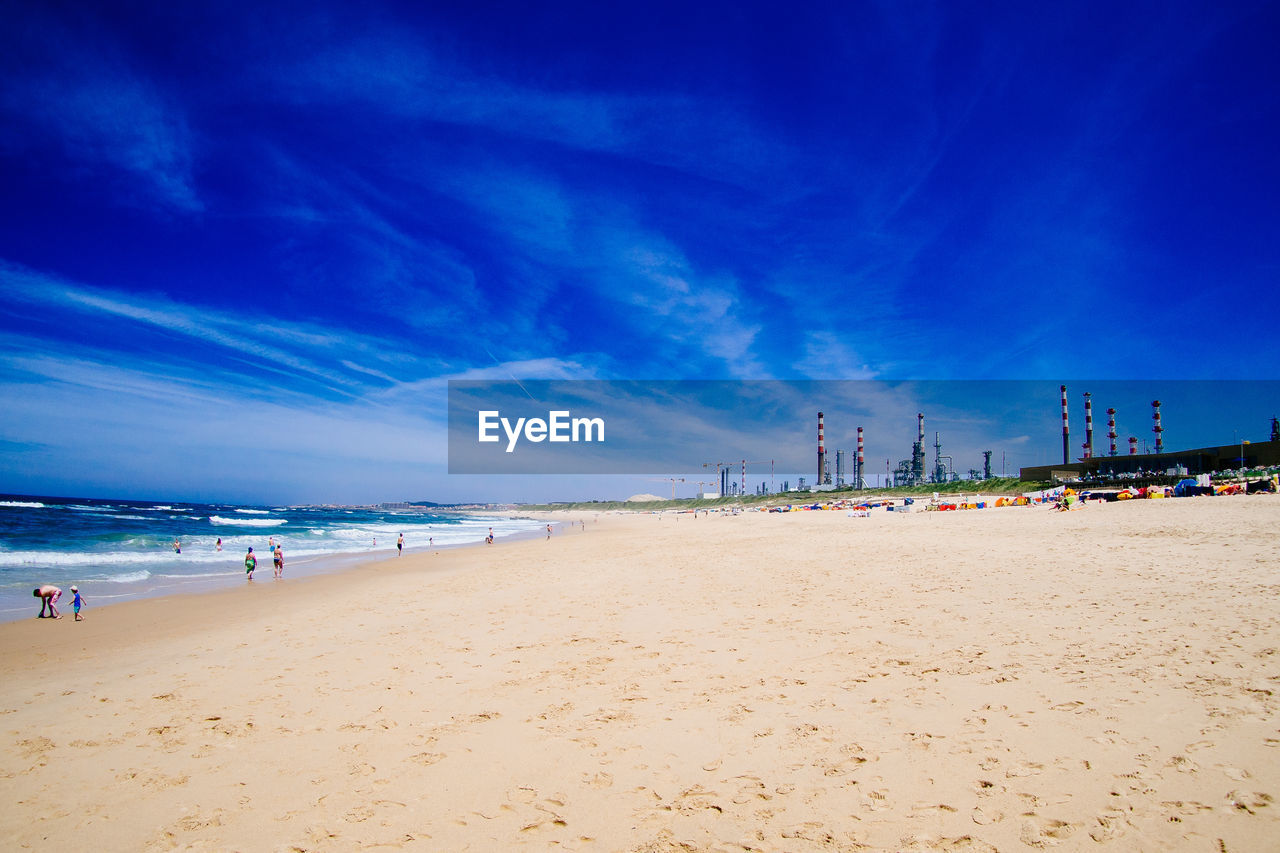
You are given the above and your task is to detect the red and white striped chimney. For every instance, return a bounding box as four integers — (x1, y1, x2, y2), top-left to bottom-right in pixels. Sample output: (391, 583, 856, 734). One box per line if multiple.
(1084, 392, 1093, 459)
(1107, 408, 1117, 456)
(1151, 400, 1163, 454)
(856, 426, 864, 486)
(1060, 385, 1069, 464)
(1129, 436, 1138, 455)
(817, 412, 825, 483)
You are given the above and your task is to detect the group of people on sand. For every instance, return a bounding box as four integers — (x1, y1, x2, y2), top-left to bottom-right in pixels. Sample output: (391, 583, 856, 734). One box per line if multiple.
(32, 585, 85, 621)
(36, 529, 428, 618)
(244, 538, 284, 580)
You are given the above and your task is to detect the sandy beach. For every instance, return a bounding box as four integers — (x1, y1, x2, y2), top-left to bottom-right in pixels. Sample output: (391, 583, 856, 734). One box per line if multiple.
(2, 496, 1277, 851)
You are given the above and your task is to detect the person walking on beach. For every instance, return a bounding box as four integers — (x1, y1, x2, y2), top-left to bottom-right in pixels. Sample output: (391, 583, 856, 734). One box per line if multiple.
(273, 545, 284, 578)
(245, 547, 257, 580)
(397, 533, 404, 556)
(71, 586, 85, 621)
(33, 585, 62, 618)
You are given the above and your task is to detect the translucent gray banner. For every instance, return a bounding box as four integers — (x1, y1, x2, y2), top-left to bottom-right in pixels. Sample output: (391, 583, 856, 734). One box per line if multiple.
(447, 379, 1278, 476)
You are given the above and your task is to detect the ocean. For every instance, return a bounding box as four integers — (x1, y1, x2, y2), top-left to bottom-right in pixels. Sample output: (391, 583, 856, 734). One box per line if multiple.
(0, 495, 545, 622)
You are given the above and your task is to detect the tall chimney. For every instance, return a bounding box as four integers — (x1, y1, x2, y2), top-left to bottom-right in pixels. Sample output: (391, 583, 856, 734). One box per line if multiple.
(817, 412, 825, 484)
(1107, 408, 1117, 456)
(1084, 392, 1093, 459)
(856, 426, 864, 488)
(1060, 385, 1069, 465)
(1129, 436, 1138, 455)
(1151, 400, 1164, 454)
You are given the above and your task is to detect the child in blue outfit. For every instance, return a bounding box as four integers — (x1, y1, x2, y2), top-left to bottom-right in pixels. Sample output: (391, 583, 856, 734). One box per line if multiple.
(71, 585, 85, 621)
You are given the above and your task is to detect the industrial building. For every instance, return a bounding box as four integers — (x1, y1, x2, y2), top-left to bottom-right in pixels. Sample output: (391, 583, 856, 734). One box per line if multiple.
(1020, 439, 1280, 482)
(1023, 388, 1279, 482)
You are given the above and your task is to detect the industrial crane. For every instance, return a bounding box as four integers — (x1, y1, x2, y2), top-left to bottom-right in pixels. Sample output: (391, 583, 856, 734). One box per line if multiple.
(646, 477, 686, 500)
(740, 459, 776, 494)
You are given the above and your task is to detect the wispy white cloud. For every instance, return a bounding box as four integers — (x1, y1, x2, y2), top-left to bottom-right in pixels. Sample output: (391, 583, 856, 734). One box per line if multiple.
(0, 262, 422, 399)
(792, 332, 876, 380)
(262, 28, 790, 188)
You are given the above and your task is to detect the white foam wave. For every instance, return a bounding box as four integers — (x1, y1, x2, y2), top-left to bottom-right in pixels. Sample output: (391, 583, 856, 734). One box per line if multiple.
(2, 549, 227, 566)
(97, 570, 152, 583)
(209, 516, 286, 527)
(0, 501, 45, 508)
(156, 570, 241, 579)
(234, 508, 271, 515)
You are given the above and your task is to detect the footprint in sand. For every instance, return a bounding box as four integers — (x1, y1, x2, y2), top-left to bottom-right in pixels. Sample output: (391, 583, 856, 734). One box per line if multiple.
(1018, 813, 1075, 847)
(1225, 790, 1272, 814)
(1087, 810, 1128, 843)
(861, 787, 891, 812)
(584, 771, 613, 789)
(971, 805, 1005, 825)
(731, 776, 769, 804)
(1005, 761, 1043, 778)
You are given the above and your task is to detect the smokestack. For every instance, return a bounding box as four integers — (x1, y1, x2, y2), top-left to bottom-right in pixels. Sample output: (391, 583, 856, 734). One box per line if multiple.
(917, 412, 924, 445)
(1060, 385, 1069, 465)
(1151, 400, 1164, 454)
(1084, 392, 1093, 459)
(1107, 408, 1117, 456)
(817, 412, 825, 484)
(857, 426, 864, 487)
(1129, 436, 1138, 455)
(741, 460, 746, 495)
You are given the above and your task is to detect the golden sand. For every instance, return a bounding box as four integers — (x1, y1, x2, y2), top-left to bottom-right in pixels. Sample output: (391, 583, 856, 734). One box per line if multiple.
(2, 496, 1277, 850)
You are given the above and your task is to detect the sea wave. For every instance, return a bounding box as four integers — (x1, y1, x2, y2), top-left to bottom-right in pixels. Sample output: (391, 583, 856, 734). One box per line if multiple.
(0, 550, 231, 566)
(234, 509, 271, 515)
(156, 570, 241, 579)
(0, 501, 45, 508)
(98, 570, 152, 583)
(209, 516, 286, 527)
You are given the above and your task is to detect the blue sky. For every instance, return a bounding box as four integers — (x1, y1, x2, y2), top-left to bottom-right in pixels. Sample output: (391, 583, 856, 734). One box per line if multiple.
(1, 1, 1277, 504)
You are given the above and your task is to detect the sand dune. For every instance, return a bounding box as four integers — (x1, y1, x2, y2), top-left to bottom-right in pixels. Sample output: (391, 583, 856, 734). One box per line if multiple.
(2, 497, 1277, 850)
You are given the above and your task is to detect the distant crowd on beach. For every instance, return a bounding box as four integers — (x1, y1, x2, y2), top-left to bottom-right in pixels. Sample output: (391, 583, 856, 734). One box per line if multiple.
(31, 523, 584, 621)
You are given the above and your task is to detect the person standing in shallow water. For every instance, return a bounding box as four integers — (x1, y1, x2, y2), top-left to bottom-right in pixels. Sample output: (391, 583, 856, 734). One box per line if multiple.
(397, 533, 403, 556)
(244, 547, 256, 580)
